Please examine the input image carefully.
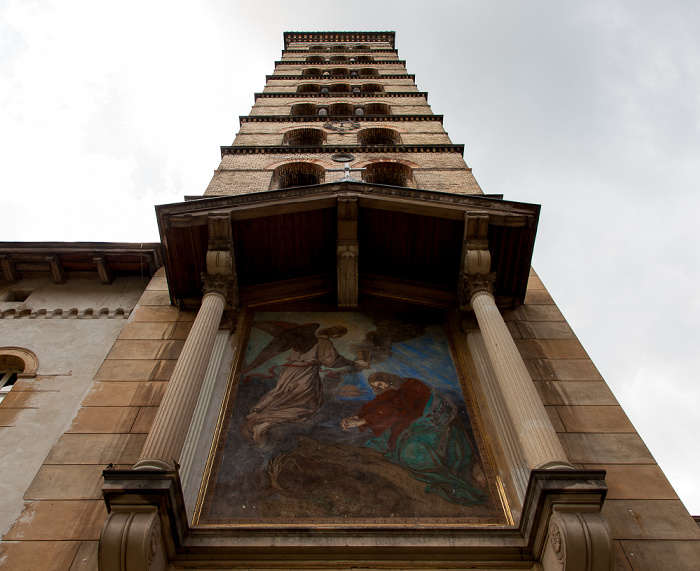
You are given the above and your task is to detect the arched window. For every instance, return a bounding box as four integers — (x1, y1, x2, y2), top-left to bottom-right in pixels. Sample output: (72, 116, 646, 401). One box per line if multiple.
(331, 44, 348, 52)
(0, 348, 38, 403)
(309, 45, 326, 52)
(353, 44, 370, 51)
(297, 83, 320, 93)
(305, 56, 325, 64)
(355, 107, 364, 116)
(359, 68, 378, 76)
(352, 86, 361, 93)
(318, 107, 328, 116)
(329, 102, 353, 116)
(283, 128, 327, 147)
(363, 102, 391, 116)
(271, 162, 325, 189)
(329, 83, 351, 93)
(301, 68, 323, 76)
(291, 103, 317, 116)
(329, 55, 348, 63)
(361, 83, 383, 93)
(362, 162, 414, 187)
(330, 68, 350, 76)
(358, 127, 402, 146)
(356, 56, 373, 63)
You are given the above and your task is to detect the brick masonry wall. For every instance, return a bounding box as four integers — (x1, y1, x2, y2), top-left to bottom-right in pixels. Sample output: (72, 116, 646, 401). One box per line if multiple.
(204, 151, 480, 196)
(0, 269, 189, 570)
(508, 268, 700, 568)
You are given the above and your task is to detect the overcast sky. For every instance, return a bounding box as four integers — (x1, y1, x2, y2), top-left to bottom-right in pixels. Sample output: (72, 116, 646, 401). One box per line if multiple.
(1, 1, 699, 514)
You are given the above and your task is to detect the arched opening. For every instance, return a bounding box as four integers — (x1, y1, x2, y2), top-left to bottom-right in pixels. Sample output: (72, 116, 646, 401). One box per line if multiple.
(362, 162, 414, 187)
(359, 68, 378, 76)
(358, 127, 402, 146)
(301, 68, 323, 76)
(291, 103, 317, 116)
(329, 102, 353, 116)
(0, 348, 37, 403)
(361, 83, 384, 93)
(330, 68, 350, 76)
(309, 45, 326, 52)
(356, 55, 373, 63)
(363, 102, 391, 116)
(297, 83, 320, 93)
(272, 162, 325, 189)
(331, 44, 348, 52)
(305, 56, 325, 64)
(353, 44, 370, 51)
(283, 128, 327, 147)
(329, 83, 351, 93)
(329, 55, 348, 62)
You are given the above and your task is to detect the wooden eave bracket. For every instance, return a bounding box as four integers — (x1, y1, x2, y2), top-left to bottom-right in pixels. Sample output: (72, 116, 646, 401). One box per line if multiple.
(45, 255, 67, 284)
(0, 254, 20, 283)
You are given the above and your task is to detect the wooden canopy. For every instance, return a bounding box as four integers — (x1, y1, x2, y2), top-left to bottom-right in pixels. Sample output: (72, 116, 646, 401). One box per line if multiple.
(155, 181, 540, 310)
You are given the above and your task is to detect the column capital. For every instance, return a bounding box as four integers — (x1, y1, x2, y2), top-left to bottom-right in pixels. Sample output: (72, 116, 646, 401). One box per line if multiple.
(201, 271, 234, 299)
(459, 271, 496, 307)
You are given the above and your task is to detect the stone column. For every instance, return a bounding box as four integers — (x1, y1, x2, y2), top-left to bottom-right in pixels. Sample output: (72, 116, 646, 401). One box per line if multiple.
(464, 273, 572, 471)
(134, 274, 232, 471)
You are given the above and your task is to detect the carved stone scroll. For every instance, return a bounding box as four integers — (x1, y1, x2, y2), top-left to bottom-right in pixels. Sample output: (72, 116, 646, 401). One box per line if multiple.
(99, 507, 167, 571)
(541, 507, 613, 570)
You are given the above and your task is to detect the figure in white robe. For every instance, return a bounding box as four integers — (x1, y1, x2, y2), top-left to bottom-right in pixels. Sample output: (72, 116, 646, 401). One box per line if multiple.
(240, 322, 366, 444)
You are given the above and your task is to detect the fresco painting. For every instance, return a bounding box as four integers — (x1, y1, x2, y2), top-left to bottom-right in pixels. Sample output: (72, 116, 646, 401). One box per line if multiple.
(201, 312, 502, 523)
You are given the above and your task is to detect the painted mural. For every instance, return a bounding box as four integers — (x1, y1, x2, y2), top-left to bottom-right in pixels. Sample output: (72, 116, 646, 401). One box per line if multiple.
(201, 312, 503, 524)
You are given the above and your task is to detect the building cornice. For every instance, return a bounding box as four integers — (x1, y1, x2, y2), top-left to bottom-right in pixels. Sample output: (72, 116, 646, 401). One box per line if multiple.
(254, 92, 429, 100)
(240, 114, 442, 124)
(220, 144, 464, 158)
(267, 74, 415, 81)
(275, 60, 406, 66)
(285, 49, 398, 55)
(284, 31, 396, 49)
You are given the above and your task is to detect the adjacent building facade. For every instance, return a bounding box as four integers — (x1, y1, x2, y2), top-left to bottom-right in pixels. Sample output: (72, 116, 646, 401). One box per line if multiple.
(1, 31, 699, 570)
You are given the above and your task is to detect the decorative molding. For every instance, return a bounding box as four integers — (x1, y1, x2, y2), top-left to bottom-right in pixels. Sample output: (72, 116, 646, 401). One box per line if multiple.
(275, 59, 406, 66)
(283, 32, 396, 49)
(0, 307, 131, 319)
(267, 74, 415, 81)
(221, 144, 464, 157)
(337, 244, 358, 307)
(201, 272, 233, 300)
(241, 114, 442, 122)
(253, 93, 431, 100)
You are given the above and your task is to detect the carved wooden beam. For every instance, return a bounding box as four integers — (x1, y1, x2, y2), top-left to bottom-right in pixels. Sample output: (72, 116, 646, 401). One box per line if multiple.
(45, 255, 67, 284)
(93, 255, 114, 285)
(337, 196, 358, 307)
(0, 255, 20, 283)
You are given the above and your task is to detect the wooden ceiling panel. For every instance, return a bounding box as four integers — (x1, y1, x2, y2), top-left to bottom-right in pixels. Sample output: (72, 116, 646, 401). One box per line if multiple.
(234, 208, 336, 287)
(358, 208, 463, 288)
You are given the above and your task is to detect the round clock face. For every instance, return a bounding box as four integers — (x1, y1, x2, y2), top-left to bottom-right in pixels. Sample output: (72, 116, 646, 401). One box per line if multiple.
(324, 120, 361, 132)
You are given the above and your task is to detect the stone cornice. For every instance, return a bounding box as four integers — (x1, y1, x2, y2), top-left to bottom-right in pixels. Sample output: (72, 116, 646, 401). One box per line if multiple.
(220, 144, 464, 157)
(254, 92, 429, 100)
(285, 49, 398, 55)
(240, 114, 441, 124)
(275, 60, 406, 66)
(284, 31, 396, 48)
(267, 74, 415, 81)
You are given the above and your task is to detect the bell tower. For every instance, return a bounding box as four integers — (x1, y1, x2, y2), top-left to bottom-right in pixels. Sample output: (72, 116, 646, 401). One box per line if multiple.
(94, 31, 700, 570)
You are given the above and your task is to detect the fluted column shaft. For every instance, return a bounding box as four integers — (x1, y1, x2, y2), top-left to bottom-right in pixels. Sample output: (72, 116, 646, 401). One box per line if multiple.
(135, 289, 226, 470)
(470, 286, 572, 471)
